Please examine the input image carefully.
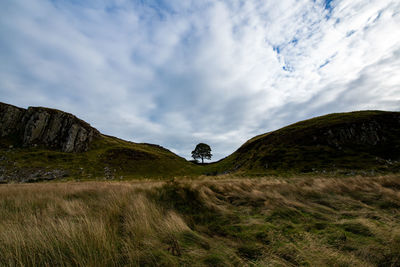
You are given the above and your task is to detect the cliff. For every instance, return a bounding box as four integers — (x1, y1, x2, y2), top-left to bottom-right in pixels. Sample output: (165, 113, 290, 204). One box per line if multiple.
(0, 102, 100, 152)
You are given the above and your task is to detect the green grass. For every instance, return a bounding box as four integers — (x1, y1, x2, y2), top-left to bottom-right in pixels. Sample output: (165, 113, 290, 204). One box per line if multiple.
(0, 134, 203, 182)
(1, 175, 400, 266)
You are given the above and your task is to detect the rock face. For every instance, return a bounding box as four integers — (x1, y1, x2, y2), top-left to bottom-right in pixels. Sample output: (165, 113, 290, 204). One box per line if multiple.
(0, 102, 100, 152)
(0, 102, 25, 138)
(318, 120, 386, 149)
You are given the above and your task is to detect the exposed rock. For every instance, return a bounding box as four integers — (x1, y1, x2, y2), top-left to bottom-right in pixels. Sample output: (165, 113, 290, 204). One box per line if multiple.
(0, 102, 100, 152)
(321, 120, 385, 148)
(0, 102, 25, 137)
(23, 169, 69, 183)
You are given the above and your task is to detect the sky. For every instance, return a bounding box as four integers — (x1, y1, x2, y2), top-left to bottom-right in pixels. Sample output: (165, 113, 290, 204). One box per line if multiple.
(1, 0, 400, 161)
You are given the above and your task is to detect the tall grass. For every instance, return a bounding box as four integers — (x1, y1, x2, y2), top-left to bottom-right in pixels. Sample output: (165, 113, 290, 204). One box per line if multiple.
(0, 182, 189, 266)
(1, 176, 400, 266)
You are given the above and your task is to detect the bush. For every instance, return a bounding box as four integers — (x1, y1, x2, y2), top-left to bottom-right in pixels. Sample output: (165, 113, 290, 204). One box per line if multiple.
(237, 244, 263, 260)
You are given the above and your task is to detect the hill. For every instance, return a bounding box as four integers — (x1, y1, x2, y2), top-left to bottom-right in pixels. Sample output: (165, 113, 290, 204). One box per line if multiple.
(0, 102, 199, 182)
(209, 111, 400, 176)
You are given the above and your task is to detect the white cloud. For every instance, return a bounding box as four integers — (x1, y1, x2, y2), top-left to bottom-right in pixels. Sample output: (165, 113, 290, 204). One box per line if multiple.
(0, 0, 399, 160)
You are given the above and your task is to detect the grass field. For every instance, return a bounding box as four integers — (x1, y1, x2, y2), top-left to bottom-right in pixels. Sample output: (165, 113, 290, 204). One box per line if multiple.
(1, 175, 400, 266)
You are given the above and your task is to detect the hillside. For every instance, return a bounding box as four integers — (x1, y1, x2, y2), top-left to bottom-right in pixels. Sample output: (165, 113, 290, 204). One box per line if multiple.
(209, 111, 400, 175)
(0, 102, 199, 182)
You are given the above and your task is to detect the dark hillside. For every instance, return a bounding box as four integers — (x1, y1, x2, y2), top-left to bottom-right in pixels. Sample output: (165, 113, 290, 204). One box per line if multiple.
(210, 111, 400, 175)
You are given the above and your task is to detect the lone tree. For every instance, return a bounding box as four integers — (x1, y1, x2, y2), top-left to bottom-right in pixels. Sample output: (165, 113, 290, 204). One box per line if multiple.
(191, 143, 212, 164)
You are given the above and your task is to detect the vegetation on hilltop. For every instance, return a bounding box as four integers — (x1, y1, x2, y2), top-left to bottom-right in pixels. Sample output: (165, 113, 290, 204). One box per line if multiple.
(191, 143, 212, 164)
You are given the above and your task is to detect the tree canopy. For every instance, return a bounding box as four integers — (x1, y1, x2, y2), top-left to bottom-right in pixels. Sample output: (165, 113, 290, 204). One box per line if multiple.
(191, 143, 212, 164)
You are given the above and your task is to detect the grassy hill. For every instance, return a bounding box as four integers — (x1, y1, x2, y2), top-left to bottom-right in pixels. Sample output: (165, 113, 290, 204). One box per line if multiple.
(207, 111, 400, 176)
(0, 134, 201, 182)
(0, 102, 202, 182)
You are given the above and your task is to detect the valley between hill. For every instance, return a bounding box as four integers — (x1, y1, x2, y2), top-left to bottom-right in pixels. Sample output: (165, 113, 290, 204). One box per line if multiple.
(1, 101, 400, 182)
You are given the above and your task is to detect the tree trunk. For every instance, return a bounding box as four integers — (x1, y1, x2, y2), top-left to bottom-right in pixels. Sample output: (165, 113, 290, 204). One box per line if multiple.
(201, 157, 204, 164)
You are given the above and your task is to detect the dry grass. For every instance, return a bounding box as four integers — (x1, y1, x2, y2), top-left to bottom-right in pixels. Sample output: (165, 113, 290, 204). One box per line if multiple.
(1, 176, 400, 266)
(0, 182, 187, 266)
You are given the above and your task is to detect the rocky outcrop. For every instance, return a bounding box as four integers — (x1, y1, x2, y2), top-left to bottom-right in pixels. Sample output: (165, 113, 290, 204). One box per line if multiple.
(0, 102, 99, 152)
(0, 165, 69, 183)
(0, 102, 25, 138)
(314, 120, 389, 148)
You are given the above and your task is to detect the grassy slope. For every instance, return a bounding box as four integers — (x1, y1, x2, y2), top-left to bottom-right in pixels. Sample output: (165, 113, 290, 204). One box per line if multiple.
(1, 176, 400, 266)
(0, 134, 201, 181)
(207, 111, 400, 176)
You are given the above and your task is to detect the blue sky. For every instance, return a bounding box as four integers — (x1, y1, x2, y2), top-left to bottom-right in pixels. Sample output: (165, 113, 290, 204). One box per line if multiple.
(1, 0, 400, 161)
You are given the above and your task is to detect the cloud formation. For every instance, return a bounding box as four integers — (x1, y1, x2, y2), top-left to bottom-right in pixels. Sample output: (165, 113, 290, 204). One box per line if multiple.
(1, 0, 400, 160)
